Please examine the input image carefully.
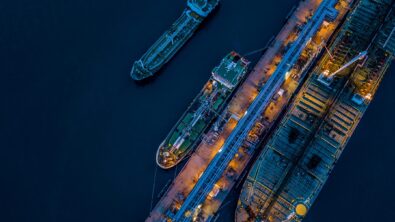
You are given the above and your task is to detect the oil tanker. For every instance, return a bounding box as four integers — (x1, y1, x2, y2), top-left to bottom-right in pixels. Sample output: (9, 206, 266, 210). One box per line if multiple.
(156, 51, 249, 169)
(131, 0, 220, 80)
(236, 0, 395, 221)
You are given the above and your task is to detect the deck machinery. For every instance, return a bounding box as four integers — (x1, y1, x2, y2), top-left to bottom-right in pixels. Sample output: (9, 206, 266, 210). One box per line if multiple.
(236, 0, 395, 221)
(131, 0, 220, 80)
(156, 52, 249, 169)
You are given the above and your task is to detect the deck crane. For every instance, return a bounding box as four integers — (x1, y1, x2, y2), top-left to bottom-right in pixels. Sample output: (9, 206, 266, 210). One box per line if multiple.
(318, 50, 368, 86)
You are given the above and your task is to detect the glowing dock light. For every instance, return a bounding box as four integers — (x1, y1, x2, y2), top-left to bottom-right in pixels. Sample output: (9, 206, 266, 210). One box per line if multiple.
(285, 71, 291, 80)
(365, 93, 372, 100)
(277, 89, 285, 97)
(305, 37, 312, 47)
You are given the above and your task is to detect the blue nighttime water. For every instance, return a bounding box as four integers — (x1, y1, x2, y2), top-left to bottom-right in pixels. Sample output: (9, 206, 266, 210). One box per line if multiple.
(1, 0, 395, 221)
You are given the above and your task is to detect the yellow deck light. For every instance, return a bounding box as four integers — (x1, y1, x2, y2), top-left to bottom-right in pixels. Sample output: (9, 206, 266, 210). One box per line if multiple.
(295, 203, 308, 217)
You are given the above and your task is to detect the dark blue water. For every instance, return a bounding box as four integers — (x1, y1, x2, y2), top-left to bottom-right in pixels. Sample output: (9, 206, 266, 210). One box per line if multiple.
(1, 0, 395, 221)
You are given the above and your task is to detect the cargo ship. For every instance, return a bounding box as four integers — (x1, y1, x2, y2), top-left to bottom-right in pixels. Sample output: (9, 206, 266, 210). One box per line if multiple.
(131, 0, 220, 80)
(156, 51, 249, 169)
(236, 0, 395, 221)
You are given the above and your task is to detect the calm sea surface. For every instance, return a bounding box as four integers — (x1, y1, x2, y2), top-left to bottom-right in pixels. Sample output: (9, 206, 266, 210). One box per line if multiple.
(1, 0, 395, 221)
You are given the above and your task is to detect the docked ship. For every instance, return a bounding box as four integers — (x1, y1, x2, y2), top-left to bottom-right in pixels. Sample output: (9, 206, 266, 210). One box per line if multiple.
(131, 0, 220, 80)
(156, 51, 249, 169)
(236, 0, 395, 221)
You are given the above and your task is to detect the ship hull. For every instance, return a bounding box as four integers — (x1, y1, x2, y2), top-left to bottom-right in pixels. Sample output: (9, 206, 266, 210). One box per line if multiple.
(155, 80, 219, 170)
(156, 78, 241, 169)
(131, 1, 220, 81)
(156, 52, 249, 169)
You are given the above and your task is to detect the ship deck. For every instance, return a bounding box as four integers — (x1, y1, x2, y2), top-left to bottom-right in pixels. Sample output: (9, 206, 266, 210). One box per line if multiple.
(237, 0, 395, 221)
(157, 52, 249, 169)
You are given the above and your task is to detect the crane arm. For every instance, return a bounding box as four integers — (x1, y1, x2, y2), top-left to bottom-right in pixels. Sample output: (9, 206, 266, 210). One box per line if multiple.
(327, 51, 367, 78)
